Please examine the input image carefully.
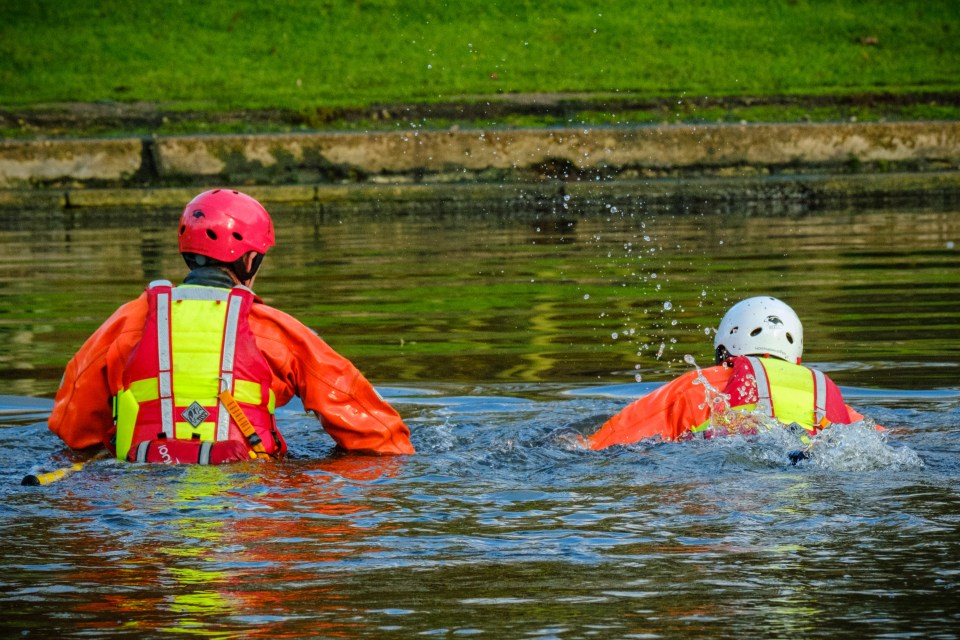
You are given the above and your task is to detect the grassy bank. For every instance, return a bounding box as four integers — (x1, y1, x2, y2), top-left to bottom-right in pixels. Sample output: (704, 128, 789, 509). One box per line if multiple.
(2, 0, 959, 136)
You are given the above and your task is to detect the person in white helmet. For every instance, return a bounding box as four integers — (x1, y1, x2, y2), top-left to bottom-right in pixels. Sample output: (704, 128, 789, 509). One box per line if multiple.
(588, 296, 868, 449)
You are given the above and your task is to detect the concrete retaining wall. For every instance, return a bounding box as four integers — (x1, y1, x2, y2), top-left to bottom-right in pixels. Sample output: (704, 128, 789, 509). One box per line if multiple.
(3, 121, 958, 190)
(0, 138, 143, 187)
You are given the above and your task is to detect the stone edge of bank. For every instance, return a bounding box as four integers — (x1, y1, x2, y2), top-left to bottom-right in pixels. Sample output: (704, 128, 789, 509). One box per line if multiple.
(2, 121, 960, 209)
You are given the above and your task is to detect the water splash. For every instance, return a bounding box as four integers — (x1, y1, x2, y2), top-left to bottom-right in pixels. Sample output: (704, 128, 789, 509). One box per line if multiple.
(683, 354, 777, 439)
(801, 421, 925, 471)
(678, 355, 924, 470)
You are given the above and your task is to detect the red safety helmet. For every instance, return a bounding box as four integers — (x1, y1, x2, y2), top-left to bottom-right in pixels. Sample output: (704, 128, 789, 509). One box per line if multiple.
(178, 189, 275, 263)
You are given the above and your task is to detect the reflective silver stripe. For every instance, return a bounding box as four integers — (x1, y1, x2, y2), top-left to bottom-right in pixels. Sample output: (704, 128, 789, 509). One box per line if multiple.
(156, 291, 174, 438)
(171, 287, 231, 302)
(216, 386, 232, 441)
(216, 291, 244, 441)
(813, 369, 827, 425)
(157, 294, 171, 374)
(199, 441, 213, 465)
(160, 396, 175, 438)
(158, 370, 172, 398)
(221, 293, 243, 375)
(136, 441, 151, 463)
(746, 356, 774, 417)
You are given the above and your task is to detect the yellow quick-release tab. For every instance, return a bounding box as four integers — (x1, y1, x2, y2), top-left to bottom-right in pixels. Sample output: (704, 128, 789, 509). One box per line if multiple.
(217, 389, 270, 458)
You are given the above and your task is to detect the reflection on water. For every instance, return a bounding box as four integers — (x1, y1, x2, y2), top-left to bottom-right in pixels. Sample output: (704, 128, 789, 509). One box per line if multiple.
(1, 193, 959, 638)
(1, 384, 957, 639)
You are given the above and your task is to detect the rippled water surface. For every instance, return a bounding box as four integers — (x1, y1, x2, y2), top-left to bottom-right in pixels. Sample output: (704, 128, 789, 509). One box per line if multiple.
(1, 192, 959, 638)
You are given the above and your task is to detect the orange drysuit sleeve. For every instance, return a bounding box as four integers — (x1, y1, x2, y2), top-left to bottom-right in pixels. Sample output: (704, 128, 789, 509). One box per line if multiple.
(247, 304, 414, 455)
(48, 295, 150, 450)
(48, 294, 414, 455)
(589, 368, 728, 449)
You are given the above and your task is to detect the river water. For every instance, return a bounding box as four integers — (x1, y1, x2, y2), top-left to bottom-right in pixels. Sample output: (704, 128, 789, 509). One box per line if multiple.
(1, 189, 959, 638)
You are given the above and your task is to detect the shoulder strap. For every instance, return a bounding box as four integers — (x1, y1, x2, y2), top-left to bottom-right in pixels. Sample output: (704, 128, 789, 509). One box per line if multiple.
(171, 286, 231, 302)
(745, 356, 774, 417)
(216, 289, 248, 440)
(154, 286, 174, 439)
(812, 368, 827, 426)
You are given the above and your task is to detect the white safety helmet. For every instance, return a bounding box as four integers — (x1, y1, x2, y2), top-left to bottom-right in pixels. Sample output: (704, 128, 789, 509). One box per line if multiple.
(713, 296, 803, 364)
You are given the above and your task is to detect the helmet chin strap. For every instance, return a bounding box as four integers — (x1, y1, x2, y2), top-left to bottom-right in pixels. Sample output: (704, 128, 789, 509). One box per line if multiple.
(230, 252, 264, 283)
(715, 345, 732, 366)
(716, 346, 795, 366)
(181, 252, 263, 287)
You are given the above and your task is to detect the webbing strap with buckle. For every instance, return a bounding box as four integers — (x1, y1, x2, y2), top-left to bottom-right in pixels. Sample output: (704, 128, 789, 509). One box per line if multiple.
(745, 356, 774, 417)
(218, 389, 270, 459)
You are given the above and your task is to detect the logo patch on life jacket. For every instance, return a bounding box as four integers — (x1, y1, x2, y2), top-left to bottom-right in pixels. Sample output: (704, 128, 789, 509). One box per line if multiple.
(182, 401, 210, 428)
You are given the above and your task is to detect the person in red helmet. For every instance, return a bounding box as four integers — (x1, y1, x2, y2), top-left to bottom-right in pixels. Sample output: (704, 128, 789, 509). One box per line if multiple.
(588, 296, 871, 451)
(49, 189, 414, 464)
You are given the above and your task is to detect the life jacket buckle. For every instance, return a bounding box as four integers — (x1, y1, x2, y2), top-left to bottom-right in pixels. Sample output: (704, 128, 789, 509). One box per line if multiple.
(218, 389, 272, 459)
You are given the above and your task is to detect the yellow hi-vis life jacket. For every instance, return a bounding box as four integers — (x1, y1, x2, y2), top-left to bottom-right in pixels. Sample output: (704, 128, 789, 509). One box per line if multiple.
(694, 355, 848, 435)
(113, 280, 285, 464)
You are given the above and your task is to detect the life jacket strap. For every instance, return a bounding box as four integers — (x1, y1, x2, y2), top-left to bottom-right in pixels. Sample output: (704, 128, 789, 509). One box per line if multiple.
(216, 290, 246, 440)
(198, 441, 213, 465)
(812, 368, 829, 427)
(745, 356, 774, 417)
(218, 389, 271, 458)
(156, 288, 174, 439)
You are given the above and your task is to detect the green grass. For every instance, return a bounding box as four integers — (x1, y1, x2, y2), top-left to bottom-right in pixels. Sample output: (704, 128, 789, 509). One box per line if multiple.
(1, 0, 959, 132)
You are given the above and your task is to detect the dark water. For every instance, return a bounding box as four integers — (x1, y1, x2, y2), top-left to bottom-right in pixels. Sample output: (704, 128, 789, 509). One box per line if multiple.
(1, 192, 959, 638)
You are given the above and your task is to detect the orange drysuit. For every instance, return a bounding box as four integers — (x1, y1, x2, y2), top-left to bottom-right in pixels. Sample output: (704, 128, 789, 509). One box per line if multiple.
(49, 290, 414, 456)
(589, 361, 866, 450)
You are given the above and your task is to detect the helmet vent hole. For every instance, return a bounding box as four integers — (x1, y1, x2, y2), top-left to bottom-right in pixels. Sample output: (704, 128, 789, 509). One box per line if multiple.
(178, 224, 185, 236)
(786, 333, 794, 344)
(233, 232, 243, 241)
(750, 328, 762, 337)
(206, 229, 217, 240)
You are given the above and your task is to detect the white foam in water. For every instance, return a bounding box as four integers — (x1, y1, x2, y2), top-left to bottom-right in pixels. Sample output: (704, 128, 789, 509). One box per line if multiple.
(803, 420, 925, 471)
